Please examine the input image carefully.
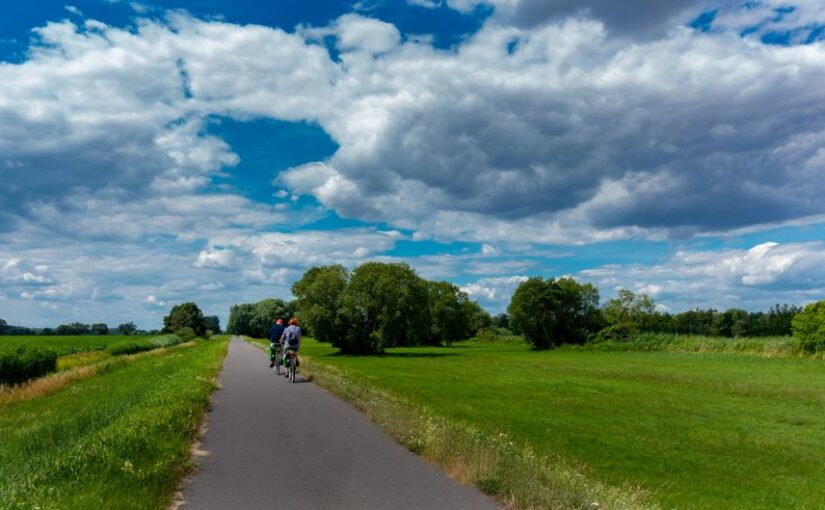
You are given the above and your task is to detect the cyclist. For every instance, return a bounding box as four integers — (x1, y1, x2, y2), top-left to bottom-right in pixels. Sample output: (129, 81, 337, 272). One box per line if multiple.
(268, 318, 285, 368)
(280, 318, 302, 378)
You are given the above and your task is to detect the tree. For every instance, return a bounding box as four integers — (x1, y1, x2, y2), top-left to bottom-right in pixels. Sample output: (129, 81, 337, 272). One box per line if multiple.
(227, 303, 255, 336)
(251, 299, 292, 338)
(508, 277, 601, 349)
(163, 303, 207, 337)
(203, 315, 221, 334)
(792, 300, 825, 353)
(339, 262, 430, 354)
(291, 265, 350, 345)
(463, 300, 492, 337)
(90, 323, 109, 335)
(56, 323, 90, 335)
(118, 322, 137, 335)
(492, 313, 510, 329)
(600, 289, 656, 341)
(428, 281, 471, 346)
(0, 318, 6, 333)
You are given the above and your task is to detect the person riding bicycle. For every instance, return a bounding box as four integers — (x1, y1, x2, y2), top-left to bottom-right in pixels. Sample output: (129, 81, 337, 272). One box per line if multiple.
(268, 318, 285, 368)
(280, 318, 302, 377)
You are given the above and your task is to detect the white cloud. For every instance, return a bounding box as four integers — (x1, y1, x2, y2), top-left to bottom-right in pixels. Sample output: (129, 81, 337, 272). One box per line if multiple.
(194, 249, 235, 269)
(580, 241, 825, 311)
(461, 275, 528, 311)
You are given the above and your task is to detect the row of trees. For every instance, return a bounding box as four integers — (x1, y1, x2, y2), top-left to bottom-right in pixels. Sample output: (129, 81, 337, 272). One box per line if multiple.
(226, 299, 296, 338)
(289, 263, 490, 354)
(0, 321, 141, 336)
(507, 277, 810, 349)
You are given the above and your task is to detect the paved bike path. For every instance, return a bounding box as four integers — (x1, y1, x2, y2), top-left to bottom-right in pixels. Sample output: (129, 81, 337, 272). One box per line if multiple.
(180, 337, 499, 510)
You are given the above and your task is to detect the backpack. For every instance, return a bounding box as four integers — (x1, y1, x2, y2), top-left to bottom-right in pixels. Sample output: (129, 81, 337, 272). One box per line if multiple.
(283, 326, 298, 347)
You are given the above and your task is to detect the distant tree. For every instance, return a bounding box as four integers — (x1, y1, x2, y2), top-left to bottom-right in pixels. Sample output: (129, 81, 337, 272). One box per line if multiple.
(600, 289, 656, 341)
(463, 300, 492, 337)
(250, 299, 293, 338)
(0, 318, 6, 329)
(291, 265, 350, 345)
(339, 262, 430, 354)
(428, 281, 471, 346)
(56, 323, 90, 335)
(163, 303, 206, 337)
(41, 327, 54, 335)
(792, 300, 825, 353)
(90, 323, 109, 335)
(175, 327, 197, 342)
(492, 313, 510, 329)
(117, 322, 138, 336)
(227, 303, 255, 336)
(508, 277, 602, 349)
(203, 315, 221, 334)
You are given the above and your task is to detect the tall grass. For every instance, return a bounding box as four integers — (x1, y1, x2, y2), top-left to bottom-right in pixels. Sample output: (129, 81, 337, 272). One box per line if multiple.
(0, 337, 229, 509)
(0, 335, 142, 356)
(0, 346, 58, 385)
(577, 333, 801, 357)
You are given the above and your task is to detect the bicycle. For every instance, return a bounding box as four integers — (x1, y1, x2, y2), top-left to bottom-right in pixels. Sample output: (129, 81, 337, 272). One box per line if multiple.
(268, 342, 283, 375)
(284, 348, 298, 383)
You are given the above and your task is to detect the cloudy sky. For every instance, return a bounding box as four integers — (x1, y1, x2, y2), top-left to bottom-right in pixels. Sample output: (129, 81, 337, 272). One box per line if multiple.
(2, 0, 825, 329)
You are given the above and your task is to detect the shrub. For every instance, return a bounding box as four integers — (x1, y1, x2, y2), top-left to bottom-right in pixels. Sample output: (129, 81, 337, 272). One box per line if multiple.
(175, 327, 197, 342)
(0, 346, 58, 385)
(792, 301, 825, 353)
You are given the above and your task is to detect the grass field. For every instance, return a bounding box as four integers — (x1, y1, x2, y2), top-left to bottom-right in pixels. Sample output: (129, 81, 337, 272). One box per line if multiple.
(0, 337, 229, 509)
(0, 335, 142, 356)
(291, 338, 825, 510)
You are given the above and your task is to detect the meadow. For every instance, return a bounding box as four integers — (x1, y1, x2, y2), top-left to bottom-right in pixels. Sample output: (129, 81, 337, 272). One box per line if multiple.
(284, 337, 825, 510)
(0, 335, 139, 356)
(0, 336, 229, 509)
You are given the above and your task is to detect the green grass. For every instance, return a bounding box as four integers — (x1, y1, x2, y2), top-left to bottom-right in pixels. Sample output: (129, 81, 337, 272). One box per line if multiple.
(0, 337, 229, 509)
(291, 338, 825, 510)
(0, 335, 147, 356)
(578, 333, 801, 357)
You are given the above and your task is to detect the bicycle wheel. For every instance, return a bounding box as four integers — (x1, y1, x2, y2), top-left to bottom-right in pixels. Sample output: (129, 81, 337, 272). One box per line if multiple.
(275, 349, 281, 375)
(290, 355, 296, 383)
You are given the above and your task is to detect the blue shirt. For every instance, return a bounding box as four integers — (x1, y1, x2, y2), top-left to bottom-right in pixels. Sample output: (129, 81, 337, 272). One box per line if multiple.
(268, 324, 285, 343)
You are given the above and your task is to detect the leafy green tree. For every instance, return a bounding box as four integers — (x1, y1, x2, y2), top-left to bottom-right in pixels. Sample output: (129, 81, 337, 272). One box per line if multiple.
(340, 262, 430, 354)
(600, 289, 656, 341)
(428, 281, 471, 345)
(163, 303, 206, 337)
(90, 323, 109, 335)
(508, 277, 602, 349)
(0, 318, 6, 334)
(251, 299, 292, 338)
(792, 300, 825, 353)
(291, 265, 350, 345)
(463, 299, 492, 337)
(227, 303, 255, 336)
(117, 322, 137, 335)
(203, 315, 221, 334)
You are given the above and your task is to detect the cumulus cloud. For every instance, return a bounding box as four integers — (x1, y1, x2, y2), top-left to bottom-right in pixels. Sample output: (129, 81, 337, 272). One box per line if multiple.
(579, 241, 825, 311)
(461, 275, 528, 311)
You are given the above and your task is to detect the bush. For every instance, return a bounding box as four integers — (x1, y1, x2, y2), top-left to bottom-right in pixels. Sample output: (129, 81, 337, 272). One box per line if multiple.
(792, 301, 825, 353)
(0, 346, 58, 385)
(175, 327, 197, 342)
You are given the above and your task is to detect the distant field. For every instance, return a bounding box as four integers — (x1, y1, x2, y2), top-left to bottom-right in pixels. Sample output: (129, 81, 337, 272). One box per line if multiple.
(0, 335, 142, 356)
(0, 337, 229, 509)
(293, 338, 825, 510)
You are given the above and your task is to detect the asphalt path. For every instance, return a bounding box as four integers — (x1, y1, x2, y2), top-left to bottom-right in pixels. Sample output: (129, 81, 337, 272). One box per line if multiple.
(180, 337, 500, 510)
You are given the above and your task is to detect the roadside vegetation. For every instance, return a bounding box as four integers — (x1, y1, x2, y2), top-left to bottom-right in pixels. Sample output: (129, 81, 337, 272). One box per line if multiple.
(280, 337, 825, 510)
(0, 337, 229, 509)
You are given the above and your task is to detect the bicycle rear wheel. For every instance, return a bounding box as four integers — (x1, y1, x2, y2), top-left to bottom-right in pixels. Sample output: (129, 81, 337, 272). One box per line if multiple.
(289, 355, 296, 383)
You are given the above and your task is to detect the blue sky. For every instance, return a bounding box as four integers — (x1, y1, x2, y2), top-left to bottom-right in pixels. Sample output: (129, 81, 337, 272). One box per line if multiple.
(1, 0, 825, 329)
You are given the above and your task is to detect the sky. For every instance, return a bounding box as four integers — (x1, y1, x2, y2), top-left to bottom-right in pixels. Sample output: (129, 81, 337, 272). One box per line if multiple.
(1, 0, 825, 329)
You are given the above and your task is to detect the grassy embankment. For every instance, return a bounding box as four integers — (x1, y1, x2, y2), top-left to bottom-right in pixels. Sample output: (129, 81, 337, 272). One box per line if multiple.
(251, 336, 825, 510)
(0, 337, 229, 509)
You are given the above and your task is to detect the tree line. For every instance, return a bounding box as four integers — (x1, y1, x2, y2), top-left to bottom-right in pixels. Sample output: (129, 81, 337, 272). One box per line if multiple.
(227, 262, 491, 354)
(507, 276, 811, 350)
(0, 312, 221, 337)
